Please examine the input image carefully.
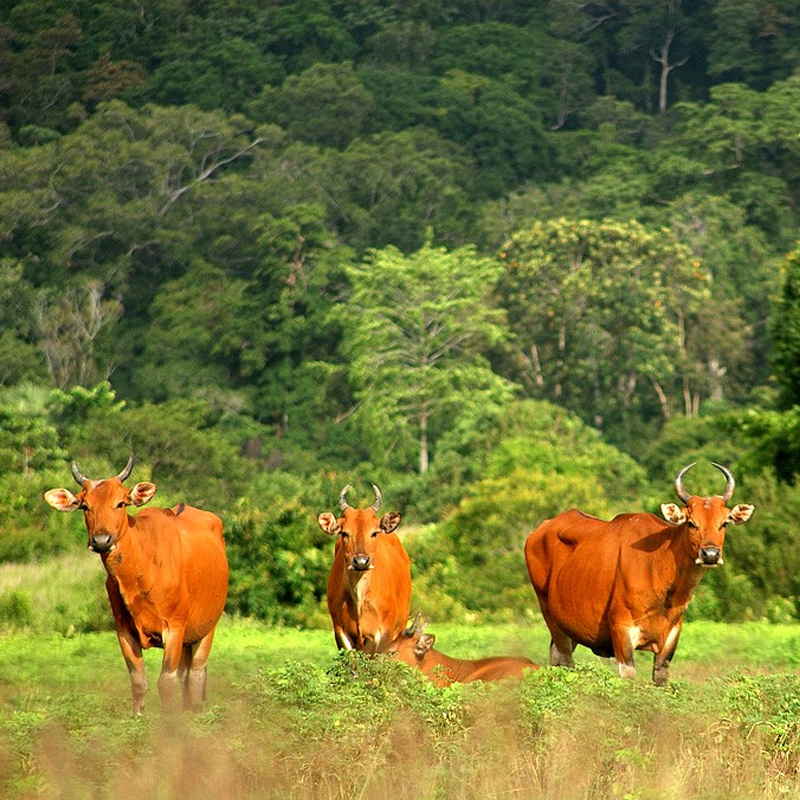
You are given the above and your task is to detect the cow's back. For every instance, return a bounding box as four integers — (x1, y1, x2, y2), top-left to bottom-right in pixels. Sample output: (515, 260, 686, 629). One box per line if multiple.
(371, 532, 411, 632)
(454, 656, 537, 684)
(128, 505, 228, 643)
(526, 509, 674, 648)
(525, 509, 604, 593)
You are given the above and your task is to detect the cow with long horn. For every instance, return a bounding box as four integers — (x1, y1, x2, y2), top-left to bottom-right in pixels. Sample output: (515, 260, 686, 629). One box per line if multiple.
(318, 484, 411, 654)
(44, 457, 229, 715)
(525, 462, 754, 685)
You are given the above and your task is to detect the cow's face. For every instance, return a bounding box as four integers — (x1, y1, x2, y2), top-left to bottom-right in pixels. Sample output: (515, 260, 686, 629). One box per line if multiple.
(318, 506, 401, 573)
(661, 495, 754, 567)
(44, 478, 157, 554)
(386, 619, 435, 667)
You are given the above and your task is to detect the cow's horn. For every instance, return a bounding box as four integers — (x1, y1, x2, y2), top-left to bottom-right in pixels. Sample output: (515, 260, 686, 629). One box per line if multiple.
(71, 462, 89, 487)
(674, 462, 695, 503)
(338, 484, 352, 512)
(116, 454, 135, 483)
(371, 484, 382, 512)
(712, 461, 735, 502)
(408, 612, 427, 636)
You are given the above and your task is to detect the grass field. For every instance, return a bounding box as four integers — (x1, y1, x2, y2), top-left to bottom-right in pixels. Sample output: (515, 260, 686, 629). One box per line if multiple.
(1, 612, 799, 799)
(1, 556, 799, 798)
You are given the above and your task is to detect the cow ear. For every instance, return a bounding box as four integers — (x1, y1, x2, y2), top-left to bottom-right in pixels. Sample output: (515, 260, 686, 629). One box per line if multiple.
(43, 488, 81, 512)
(317, 512, 341, 535)
(728, 503, 754, 525)
(661, 503, 686, 524)
(130, 482, 157, 507)
(380, 512, 401, 533)
(414, 633, 435, 657)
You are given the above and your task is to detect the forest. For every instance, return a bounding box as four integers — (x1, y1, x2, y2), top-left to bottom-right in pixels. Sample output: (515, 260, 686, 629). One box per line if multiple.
(3, 0, 800, 627)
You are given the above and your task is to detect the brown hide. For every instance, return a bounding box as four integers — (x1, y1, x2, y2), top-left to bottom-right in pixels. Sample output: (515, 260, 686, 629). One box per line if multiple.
(524, 463, 754, 685)
(387, 617, 538, 687)
(318, 485, 411, 654)
(44, 462, 229, 715)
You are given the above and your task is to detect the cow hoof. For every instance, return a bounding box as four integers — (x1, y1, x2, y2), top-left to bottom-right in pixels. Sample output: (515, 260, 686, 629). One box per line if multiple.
(618, 664, 636, 680)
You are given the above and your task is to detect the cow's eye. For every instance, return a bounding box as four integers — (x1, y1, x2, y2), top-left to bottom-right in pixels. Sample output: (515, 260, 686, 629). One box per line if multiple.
(687, 518, 699, 529)
(340, 531, 349, 538)
(117, 501, 126, 508)
(371, 531, 379, 538)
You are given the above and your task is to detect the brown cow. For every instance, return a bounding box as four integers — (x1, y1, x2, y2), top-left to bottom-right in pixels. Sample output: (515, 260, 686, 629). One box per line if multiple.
(525, 462, 754, 685)
(318, 484, 411, 654)
(386, 613, 538, 687)
(44, 457, 229, 715)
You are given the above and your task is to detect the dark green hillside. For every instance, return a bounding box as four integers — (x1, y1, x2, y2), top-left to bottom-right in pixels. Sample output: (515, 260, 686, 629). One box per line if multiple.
(2, 0, 800, 623)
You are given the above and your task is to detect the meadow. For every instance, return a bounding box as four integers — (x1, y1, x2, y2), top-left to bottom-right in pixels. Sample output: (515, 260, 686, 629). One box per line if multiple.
(1, 557, 799, 799)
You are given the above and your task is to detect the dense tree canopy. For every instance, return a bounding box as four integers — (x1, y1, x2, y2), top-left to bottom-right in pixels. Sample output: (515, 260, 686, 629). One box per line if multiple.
(2, 0, 800, 623)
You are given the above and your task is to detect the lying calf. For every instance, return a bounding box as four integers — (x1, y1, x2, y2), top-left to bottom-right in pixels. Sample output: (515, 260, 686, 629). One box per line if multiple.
(386, 614, 538, 687)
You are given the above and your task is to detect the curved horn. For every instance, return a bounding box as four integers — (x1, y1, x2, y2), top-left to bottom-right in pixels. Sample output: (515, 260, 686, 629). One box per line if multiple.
(116, 454, 135, 483)
(371, 483, 382, 512)
(674, 462, 695, 504)
(712, 461, 735, 503)
(338, 484, 352, 512)
(408, 612, 428, 636)
(71, 462, 89, 487)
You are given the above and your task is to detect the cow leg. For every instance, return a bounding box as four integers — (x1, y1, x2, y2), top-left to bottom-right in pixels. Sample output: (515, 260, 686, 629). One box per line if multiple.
(117, 628, 147, 716)
(178, 644, 192, 704)
(335, 627, 355, 650)
(106, 581, 147, 716)
(549, 632, 576, 667)
(157, 630, 185, 711)
(652, 622, 682, 687)
(183, 628, 217, 711)
(610, 624, 637, 680)
(537, 596, 575, 667)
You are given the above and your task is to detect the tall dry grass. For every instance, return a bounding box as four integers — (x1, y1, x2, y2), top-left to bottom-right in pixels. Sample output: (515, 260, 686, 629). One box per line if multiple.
(2, 642, 798, 800)
(1, 559, 799, 799)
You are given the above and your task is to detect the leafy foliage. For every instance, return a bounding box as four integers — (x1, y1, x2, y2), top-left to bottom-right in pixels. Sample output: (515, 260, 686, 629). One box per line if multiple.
(1, 0, 800, 626)
(408, 400, 650, 618)
(771, 244, 800, 408)
(342, 239, 512, 473)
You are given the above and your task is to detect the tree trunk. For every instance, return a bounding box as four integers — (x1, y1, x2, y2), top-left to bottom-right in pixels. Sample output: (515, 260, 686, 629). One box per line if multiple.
(555, 324, 566, 400)
(708, 358, 726, 402)
(419, 410, 429, 474)
(651, 377, 671, 420)
(530, 343, 544, 389)
(651, 19, 689, 114)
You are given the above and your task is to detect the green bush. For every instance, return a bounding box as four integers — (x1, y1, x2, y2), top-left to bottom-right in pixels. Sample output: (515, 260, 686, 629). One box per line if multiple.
(407, 402, 652, 619)
(0, 590, 32, 628)
(224, 474, 331, 625)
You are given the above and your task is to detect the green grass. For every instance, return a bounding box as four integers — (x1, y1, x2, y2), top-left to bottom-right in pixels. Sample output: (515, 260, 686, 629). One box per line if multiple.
(1, 557, 800, 798)
(0, 616, 799, 799)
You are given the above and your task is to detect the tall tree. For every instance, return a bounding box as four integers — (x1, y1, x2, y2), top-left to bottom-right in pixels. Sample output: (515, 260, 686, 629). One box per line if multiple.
(36, 280, 121, 388)
(342, 239, 511, 474)
(249, 62, 373, 149)
(0, 259, 46, 385)
(498, 218, 710, 431)
(708, 0, 800, 90)
(620, 0, 693, 113)
(771, 243, 800, 409)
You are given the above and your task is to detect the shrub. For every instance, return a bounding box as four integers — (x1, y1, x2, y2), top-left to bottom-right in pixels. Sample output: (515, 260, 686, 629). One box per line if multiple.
(0, 590, 33, 629)
(224, 477, 331, 626)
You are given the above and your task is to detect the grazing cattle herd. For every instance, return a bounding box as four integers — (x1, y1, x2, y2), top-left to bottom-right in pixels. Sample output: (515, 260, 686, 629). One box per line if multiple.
(44, 458, 754, 713)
